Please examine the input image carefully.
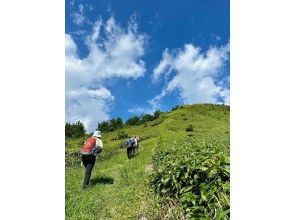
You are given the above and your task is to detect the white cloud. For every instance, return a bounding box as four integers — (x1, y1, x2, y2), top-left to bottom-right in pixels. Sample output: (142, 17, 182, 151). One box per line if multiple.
(66, 16, 147, 131)
(128, 106, 154, 115)
(151, 43, 230, 108)
(72, 4, 86, 26)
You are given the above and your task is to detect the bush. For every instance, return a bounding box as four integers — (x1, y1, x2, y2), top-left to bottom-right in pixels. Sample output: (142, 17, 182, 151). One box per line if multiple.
(150, 118, 164, 127)
(117, 130, 128, 140)
(186, 124, 194, 132)
(150, 137, 230, 219)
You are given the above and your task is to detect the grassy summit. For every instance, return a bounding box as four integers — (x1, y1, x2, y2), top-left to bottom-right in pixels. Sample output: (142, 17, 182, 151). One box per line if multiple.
(65, 104, 230, 219)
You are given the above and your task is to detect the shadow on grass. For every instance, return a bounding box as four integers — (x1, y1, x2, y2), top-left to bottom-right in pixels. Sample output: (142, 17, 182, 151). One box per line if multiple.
(127, 153, 139, 159)
(91, 176, 114, 185)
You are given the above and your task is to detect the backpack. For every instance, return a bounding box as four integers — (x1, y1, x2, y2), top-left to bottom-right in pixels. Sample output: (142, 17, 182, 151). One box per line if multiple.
(81, 137, 96, 156)
(127, 138, 135, 147)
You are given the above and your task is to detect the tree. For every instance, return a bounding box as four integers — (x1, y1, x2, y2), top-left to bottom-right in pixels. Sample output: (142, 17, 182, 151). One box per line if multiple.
(153, 109, 161, 119)
(65, 122, 73, 138)
(97, 117, 124, 132)
(115, 117, 124, 128)
(73, 121, 86, 137)
(140, 114, 154, 123)
(65, 121, 86, 138)
(97, 120, 111, 132)
(125, 115, 140, 126)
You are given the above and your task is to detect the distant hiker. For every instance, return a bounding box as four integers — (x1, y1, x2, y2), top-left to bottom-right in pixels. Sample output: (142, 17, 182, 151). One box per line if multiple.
(80, 130, 103, 189)
(126, 136, 136, 159)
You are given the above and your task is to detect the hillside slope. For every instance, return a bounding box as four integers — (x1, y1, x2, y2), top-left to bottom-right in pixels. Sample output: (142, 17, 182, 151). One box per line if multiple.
(65, 104, 230, 219)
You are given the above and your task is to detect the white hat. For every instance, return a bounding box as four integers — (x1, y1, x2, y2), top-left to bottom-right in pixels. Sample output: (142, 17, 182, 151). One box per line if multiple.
(93, 130, 102, 138)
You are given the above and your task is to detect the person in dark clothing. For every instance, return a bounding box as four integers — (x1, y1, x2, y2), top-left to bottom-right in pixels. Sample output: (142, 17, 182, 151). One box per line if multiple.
(82, 155, 96, 189)
(81, 130, 103, 189)
(126, 137, 136, 159)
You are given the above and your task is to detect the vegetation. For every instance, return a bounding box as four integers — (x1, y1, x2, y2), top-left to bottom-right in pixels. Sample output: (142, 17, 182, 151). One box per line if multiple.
(65, 104, 230, 219)
(95, 110, 163, 134)
(125, 115, 141, 126)
(171, 105, 184, 111)
(116, 130, 128, 140)
(65, 121, 86, 139)
(125, 110, 162, 126)
(186, 124, 194, 132)
(151, 136, 229, 219)
(97, 117, 124, 132)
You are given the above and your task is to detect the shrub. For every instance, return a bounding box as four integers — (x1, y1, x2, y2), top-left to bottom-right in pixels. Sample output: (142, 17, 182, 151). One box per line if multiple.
(117, 130, 128, 140)
(151, 118, 164, 127)
(186, 124, 194, 132)
(150, 137, 230, 219)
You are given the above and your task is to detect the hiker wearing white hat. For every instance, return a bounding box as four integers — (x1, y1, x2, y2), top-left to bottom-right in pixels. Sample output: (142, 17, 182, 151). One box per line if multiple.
(93, 130, 102, 138)
(80, 130, 103, 189)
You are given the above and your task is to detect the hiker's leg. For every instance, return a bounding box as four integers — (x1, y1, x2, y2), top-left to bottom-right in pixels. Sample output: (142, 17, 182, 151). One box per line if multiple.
(83, 157, 96, 187)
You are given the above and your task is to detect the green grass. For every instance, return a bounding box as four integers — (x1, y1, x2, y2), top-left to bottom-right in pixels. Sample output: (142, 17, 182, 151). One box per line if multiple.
(65, 104, 230, 219)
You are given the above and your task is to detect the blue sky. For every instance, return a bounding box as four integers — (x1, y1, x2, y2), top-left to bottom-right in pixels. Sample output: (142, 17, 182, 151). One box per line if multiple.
(65, 0, 230, 131)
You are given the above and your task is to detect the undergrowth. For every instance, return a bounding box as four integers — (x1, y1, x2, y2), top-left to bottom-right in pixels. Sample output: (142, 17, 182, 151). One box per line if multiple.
(151, 136, 230, 219)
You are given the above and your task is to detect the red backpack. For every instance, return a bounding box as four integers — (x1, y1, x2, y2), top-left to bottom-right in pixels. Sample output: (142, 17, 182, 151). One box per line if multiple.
(81, 137, 96, 155)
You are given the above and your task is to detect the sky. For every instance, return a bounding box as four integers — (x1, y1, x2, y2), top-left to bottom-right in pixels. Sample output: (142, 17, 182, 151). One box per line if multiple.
(65, 0, 230, 131)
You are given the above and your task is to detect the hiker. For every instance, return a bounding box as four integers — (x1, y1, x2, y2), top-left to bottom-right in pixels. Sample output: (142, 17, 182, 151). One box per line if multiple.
(80, 130, 103, 189)
(126, 136, 136, 158)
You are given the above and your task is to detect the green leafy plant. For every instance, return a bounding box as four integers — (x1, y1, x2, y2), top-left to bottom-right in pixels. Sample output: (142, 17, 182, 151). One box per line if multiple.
(150, 137, 230, 219)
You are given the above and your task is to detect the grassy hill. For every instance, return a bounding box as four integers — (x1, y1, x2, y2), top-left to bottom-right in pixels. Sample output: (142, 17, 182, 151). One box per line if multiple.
(65, 104, 230, 219)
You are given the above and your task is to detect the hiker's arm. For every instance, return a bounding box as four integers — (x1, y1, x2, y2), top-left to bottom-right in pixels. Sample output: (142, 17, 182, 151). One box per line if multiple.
(95, 138, 103, 148)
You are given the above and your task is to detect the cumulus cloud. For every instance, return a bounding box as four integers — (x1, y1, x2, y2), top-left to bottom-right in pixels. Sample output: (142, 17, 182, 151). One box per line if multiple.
(66, 16, 147, 131)
(151, 43, 230, 108)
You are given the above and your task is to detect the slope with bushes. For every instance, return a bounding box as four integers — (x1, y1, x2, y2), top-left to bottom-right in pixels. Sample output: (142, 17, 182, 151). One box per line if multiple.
(65, 104, 230, 219)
